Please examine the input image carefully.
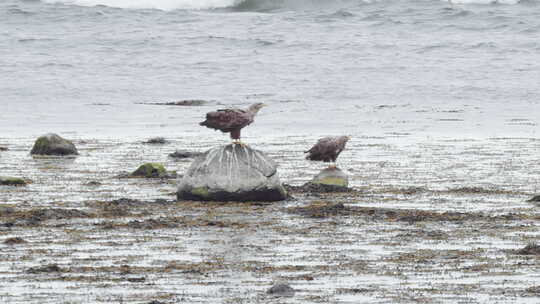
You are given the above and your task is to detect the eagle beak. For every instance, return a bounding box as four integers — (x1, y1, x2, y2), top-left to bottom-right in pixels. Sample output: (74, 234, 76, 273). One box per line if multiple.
(261, 103, 268, 107)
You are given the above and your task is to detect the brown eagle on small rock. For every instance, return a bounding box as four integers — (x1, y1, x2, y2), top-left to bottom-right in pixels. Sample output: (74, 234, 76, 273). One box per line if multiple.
(305, 136, 351, 168)
(200, 103, 266, 145)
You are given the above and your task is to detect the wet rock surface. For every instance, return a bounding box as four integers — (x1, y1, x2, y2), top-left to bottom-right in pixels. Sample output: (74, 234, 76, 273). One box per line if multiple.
(287, 182, 352, 193)
(288, 201, 529, 222)
(84, 180, 102, 187)
(178, 144, 287, 202)
(130, 163, 168, 178)
(528, 195, 540, 202)
(3, 237, 26, 245)
(143, 137, 168, 144)
(0, 176, 27, 186)
(515, 243, 540, 255)
(311, 167, 349, 187)
(267, 283, 295, 296)
(30, 133, 78, 156)
(0, 208, 92, 227)
(168, 149, 203, 159)
(27, 264, 63, 274)
(0, 206, 15, 216)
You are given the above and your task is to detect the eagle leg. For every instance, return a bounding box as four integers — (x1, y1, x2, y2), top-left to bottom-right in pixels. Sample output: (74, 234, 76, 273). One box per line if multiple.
(230, 129, 243, 145)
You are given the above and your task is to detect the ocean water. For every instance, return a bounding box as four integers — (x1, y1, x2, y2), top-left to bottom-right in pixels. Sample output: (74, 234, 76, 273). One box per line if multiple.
(1, 0, 539, 139)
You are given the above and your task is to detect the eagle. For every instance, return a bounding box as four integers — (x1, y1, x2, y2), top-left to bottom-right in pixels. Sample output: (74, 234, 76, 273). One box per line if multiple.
(305, 136, 351, 168)
(200, 103, 266, 144)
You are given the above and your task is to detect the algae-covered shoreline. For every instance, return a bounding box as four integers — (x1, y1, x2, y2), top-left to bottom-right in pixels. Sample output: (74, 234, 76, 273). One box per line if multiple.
(0, 135, 539, 303)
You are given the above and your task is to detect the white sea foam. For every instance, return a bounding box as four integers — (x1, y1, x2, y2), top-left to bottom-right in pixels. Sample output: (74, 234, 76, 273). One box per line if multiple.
(41, 0, 246, 10)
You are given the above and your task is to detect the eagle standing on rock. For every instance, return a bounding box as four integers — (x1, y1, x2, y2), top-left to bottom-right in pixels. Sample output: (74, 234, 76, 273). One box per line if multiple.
(200, 103, 266, 145)
(305, 136, 351, 168)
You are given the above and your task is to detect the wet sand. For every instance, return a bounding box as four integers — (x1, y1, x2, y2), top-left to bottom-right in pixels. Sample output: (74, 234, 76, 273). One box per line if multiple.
(1, 135, 539, 303)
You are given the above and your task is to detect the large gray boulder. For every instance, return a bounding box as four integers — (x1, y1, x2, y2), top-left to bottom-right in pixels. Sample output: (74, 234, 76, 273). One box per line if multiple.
(177, 145, 287, 202)
(30, 133, 78, 156)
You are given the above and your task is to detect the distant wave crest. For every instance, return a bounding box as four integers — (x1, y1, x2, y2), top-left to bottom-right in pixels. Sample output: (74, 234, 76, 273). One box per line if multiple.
(41, 0, 247, 10)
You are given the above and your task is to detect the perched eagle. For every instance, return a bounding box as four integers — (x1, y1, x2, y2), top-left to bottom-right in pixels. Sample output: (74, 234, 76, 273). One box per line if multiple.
(305, 136, 351, 168)
(200, 103, 266, 144)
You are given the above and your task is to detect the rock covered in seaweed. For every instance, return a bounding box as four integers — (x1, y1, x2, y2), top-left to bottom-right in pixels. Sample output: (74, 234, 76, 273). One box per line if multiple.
(0, 177, 27, 186)
(296, 167, 350, 192)
(177, 144, 287, 202)
(168, 150, 203, 159)
(131, 163, 168, 178)
(30, 133, 78, 156)
(311, 167, 348, 187)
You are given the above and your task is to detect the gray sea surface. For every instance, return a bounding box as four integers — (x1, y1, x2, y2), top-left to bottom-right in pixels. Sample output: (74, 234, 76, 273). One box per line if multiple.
(1, 0, 539, 139)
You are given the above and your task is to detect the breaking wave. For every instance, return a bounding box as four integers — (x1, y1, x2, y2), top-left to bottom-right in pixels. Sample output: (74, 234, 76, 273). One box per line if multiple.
(41, 0, 246, 10)
(40, 0, 531, 11)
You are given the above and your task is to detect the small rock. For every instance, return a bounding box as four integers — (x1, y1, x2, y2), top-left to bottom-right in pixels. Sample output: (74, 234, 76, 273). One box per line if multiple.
(18, 208, 91, 226)
(144, 137, 168, 144)
(139, 100, 208, 106)
(516, 243, 540, 255)
(162, 100, 207, 106)
(85, 181, 102, 187)
(30, 133, 78, 156)
(0, 146, 8, 151)
(127, 218, 179, 229)
(131, 163, 167, 178)
(168, 150, 203, 159)
(290, 202, 346, 218)
(0, 177, 27, 186)
(0, 206, 15, 216)
(126, 277, 146, 283)
(298, 182, 351, 193)
(527, 195, 540, 202)
(4, 237, 26, 245)
(311, 167, 349, 188)
(27, 264, 62, 274)
(267, 283, 295, 296)
(526, 286, 540, 294)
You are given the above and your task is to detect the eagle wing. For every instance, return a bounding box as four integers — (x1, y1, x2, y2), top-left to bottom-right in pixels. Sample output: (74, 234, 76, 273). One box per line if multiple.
(305, 137, 342, 162)
(200, 108, 252, 132)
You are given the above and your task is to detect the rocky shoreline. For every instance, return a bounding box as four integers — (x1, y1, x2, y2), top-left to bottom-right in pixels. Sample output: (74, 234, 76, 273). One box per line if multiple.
(1, 135, 539, 303)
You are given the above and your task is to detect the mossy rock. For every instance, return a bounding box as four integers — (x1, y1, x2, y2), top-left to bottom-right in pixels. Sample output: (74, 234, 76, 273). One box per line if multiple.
(312, 167, 349, 188)
(131, 163, 167, 178)
(30, 133, 78, 156)
(312, 176, 348, 187)
(0, 177, 27, 186)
